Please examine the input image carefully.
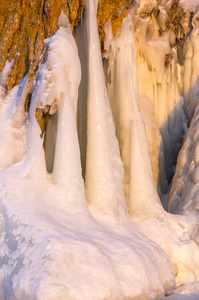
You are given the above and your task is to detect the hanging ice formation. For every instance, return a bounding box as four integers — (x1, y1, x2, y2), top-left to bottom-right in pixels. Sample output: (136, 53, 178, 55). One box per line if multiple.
(103, 5, 163, 216)
(0, 0, 199, 299)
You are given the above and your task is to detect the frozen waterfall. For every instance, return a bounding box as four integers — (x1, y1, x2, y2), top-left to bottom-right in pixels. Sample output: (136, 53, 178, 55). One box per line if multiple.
(0, 0, 199, 299)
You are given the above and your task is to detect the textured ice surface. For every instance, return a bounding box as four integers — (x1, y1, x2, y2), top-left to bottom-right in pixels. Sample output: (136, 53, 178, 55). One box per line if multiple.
(169, 103, 199, 214)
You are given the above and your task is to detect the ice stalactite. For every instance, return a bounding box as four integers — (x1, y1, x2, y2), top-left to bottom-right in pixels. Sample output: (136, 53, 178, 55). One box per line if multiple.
(103, 5, 162, 216)
(76, 0, 128, 218)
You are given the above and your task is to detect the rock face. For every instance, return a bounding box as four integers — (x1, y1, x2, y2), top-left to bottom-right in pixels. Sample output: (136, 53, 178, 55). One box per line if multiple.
(97, 0, 134, 45)
(0, 0, 84, 90)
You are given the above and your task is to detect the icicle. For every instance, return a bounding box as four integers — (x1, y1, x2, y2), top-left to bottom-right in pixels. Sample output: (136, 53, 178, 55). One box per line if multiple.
(52, 92, 83, 188)
(129, 114, 162, 215)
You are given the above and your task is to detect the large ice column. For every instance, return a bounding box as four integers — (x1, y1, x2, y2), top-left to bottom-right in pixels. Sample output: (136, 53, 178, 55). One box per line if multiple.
(129, 110, 163, 215)
(76, 0, 128, 218)
(103, 6, 163, 215)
